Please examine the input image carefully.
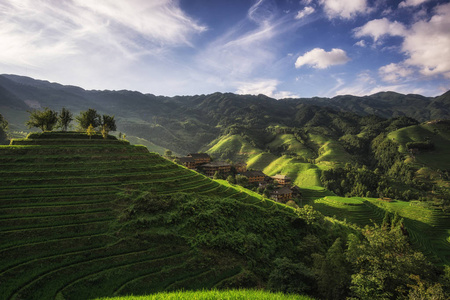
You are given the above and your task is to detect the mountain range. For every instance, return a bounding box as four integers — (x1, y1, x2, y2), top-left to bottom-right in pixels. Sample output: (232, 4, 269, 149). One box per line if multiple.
(1, 74, 449, 156)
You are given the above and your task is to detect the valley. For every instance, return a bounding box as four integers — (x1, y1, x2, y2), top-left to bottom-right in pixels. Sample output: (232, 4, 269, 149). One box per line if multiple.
(0, 75, 449, 299)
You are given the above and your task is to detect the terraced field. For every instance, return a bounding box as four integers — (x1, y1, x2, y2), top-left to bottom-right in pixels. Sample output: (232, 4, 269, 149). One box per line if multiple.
(307, 193, 450, 265)
(1, 132, 294, 300)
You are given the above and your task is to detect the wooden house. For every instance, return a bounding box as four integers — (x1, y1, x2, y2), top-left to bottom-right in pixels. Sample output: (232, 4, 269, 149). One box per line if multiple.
(201, 161, 231, 177)
(270, 187, 293, 203)
(187, 153, 211, 166)
(241, 170, 265, 183)
(271, 174, 291, 186)
(178, 156, 196, 169)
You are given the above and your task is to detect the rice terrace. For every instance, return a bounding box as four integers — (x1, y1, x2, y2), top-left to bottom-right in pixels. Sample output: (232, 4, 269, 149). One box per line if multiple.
(1, 0, 450, 296)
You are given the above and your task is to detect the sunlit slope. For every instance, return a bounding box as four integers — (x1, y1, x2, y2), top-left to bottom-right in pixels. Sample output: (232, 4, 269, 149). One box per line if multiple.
(387, 122, 450, 170)
(308, 194, 450, 265)
(205, 134, 262, 161)
(205, 130, 357, 188)
(0, 132, 306, 300)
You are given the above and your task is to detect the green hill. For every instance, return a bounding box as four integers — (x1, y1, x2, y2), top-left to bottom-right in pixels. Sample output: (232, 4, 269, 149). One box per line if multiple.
(387, 121, 450, 170)
(0, 132, 327, 300)
(306, 194, 450, 265)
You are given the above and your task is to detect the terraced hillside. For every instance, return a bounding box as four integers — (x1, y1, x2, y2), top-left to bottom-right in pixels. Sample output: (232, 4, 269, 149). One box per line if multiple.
(304, 192, 450, 265)
(0, 132, 307, 300)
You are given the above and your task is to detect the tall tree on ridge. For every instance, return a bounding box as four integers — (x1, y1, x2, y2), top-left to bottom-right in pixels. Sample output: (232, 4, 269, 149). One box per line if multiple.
(76, 108, 101, 130)
(26, 108, 58, 132)
(58, 107, 73, 131)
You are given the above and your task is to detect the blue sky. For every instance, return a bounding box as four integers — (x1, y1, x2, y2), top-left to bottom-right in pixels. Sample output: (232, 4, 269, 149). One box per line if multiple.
(0, 0, 449, 98)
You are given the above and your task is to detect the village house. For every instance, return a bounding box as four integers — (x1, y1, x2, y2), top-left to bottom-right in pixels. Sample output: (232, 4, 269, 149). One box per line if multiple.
(272, 174, 291, 186)
(241, 170, 266, 183)
(235, 162, 247, 173)
(270, 187, 293, 203)
(201, 161, 232, 177)
(177, 156, 196, 169)
(187, 153, 211, 166)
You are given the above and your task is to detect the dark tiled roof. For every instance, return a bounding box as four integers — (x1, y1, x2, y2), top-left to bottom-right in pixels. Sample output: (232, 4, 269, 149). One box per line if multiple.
(187, 153, 211, 159)
(202, 161, 231, 167)
(271, 187, 293, 195)
(178, 157, 195, 163)
(242, 170, 265, 177)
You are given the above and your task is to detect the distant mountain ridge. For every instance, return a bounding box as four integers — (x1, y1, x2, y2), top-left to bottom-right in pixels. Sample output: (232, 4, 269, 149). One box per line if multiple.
(0, 74, 449, 155)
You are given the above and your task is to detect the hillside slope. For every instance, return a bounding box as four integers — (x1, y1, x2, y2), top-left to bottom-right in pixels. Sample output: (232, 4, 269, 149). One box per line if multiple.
(0, 132, 324, 300)
(1, 74, 449, 155)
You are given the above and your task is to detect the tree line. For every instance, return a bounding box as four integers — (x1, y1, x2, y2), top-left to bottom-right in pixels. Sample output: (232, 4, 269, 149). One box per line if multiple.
(26, 108, 116, 137)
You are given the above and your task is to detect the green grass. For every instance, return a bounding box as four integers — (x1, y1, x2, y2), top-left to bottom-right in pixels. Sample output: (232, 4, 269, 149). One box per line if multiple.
(94, 289, 314, 300)
(387, 123, 450, 170)
(0, 132, 313, 299)
(267, 134, 315, 160)
(206, 134, 262, 161)
(262, 156, 321, 188)
(307, 193, 450, 265)
(125, 135, 168, 155)
(247, 152, 278, 171)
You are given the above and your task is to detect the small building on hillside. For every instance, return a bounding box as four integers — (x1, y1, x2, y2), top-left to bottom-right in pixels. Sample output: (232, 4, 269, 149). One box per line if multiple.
(270, 187, 293, 203)
(235, 162, 247, 173)
(241, 170, 266, 183)
(201, 161, 232, 177)
(178, 156, 196, 169)
(272, 174, 291, 186)
(187, 153, 211, 166)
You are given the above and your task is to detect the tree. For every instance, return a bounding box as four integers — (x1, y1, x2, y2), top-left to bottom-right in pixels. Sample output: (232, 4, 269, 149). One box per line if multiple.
(235, 175, 248, 186)
(76, 109, 101, 130)
(268, 257, 315, 294)
(58, 107, 73, 131)
(348, 225, 437, 300)
(313, 238, 350, 300)
(102, 114, 116, 132)
(26, 108, 58, 131)
(226, 175, 236, 184)
(0, 113, 9, 144)
(86, 124, 95, 139)
(164, 149, 173, 157)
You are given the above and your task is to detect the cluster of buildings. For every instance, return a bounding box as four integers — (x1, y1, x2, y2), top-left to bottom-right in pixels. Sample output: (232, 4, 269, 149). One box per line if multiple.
(176, 153, 300, 204)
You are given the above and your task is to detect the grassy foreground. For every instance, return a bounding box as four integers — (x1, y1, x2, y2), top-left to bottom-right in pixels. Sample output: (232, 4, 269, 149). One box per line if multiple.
(95, 289, 314, 300)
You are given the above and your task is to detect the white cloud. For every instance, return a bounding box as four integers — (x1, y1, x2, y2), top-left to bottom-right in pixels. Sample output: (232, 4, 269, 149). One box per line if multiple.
(319, 0, 369, 19)
(301, 0, 313, 5)
(0, 0, 206, 68)
(295, 6, 315, 19)
(295, 48, 350, 69)
(236, 79, 299, 99)
(353, 18, 406, 42)
(399, 0, 430, 8)
(356, 4, 450, 79)
(248, 0, 277, 25)
(379, 63, 414, 82)
(354, 40, 366, 47)
(403, 3, 450, 78)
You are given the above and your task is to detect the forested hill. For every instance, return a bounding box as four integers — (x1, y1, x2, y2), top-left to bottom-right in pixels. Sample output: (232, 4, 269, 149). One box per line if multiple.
(1, 74, 449, 155)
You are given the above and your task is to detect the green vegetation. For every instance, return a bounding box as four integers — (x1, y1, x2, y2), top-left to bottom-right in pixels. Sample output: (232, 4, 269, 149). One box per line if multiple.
(1, 132, 448, 300)
(94, 289, 314, 300)
(0, 132, 321, 299)
(26, 107, 58, 131)
(0, 113, 9, 144)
